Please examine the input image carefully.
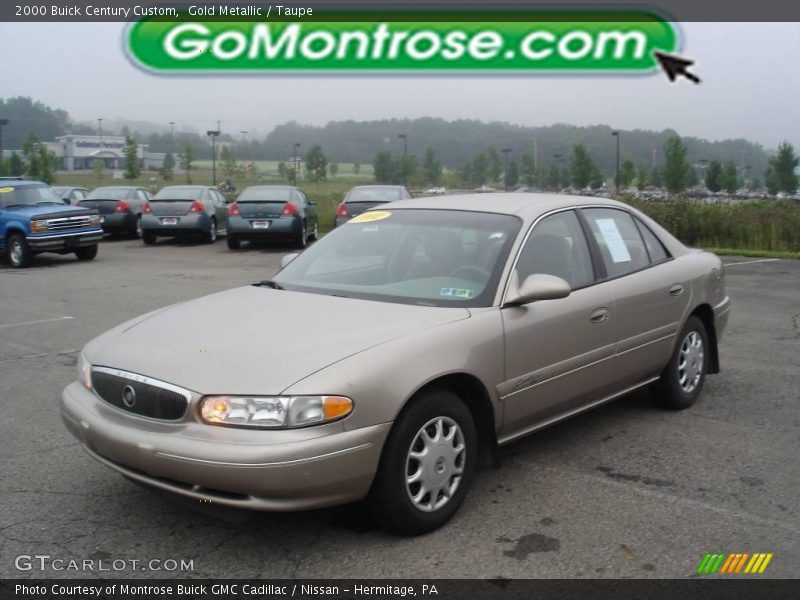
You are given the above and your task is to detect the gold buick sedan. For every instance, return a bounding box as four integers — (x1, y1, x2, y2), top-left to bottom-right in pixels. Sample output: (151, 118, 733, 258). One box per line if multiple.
(61, 194, 730, 534)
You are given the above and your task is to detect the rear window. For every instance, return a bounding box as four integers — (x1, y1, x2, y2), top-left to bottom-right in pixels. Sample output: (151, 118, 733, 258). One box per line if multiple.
(153, 187, 204, 200)
(347, 187, 404, 202)
(238, 187, 292, 202)
(87, 187, 131, 200)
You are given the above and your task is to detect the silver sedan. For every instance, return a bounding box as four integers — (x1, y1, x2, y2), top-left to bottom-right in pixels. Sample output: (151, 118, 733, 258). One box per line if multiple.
(61, 194, 730, 534)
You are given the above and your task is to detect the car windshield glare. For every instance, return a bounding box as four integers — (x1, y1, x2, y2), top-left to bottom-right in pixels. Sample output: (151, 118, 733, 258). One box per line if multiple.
(0, 184, 63, 207)
(238, 187, 292, 202)
(272, 209, 521, 307)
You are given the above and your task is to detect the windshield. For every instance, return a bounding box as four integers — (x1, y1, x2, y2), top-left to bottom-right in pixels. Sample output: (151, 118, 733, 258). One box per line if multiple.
(273, 209, 520, 307)
(346, 187, 404, 202)
(238, 187, 292, 202)
(153, 186, 204, 200)
(87, 187, 131, 200)
(0, 184, 64, 208)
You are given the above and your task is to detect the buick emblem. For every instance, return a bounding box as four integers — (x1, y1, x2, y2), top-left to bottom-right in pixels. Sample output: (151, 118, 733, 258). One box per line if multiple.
(122, 385, 137, 408)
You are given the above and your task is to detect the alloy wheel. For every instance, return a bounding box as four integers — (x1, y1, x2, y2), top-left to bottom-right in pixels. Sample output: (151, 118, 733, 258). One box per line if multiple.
(677, 330, 704, 394)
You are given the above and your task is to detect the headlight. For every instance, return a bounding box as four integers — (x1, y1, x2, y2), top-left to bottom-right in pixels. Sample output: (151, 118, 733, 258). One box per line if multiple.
(31, 219, 48, 233)
(199, 395, 353, 428)
(77, 352, 92, 389)
(88, 214, 101, 226)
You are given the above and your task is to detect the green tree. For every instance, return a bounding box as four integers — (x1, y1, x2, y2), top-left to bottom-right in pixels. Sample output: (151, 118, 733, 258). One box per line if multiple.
(650, 166, 662, 188)
(486, 146, 502, 184)
(160, 152, 175, 180)
(764, 166, 779, 196)
(395, 154, 417, 185)
(92, 159, 105, 181)
(545, 164, 560, 190)
(0, 157, 6, 177)
(373, 151, 394, 183)
(329, 162, 338, 177)
(720, 160, 739, 193)
(422, 147, 442, 185)
(768, 142, 799, 194)
(471, 153, 488, 186)
(749, 176, 761, 191)
(21, 133, 57, 183)
(661, 135, 692, 194)
(619, 159, 636, 188)
(123, 135, 141, 181)
(636, 164, 650, 188)
(220, 145, 237, 179)
(705, 160, 722, 192)
(570, 144, 597, 189)
(277, 162, 287, 179)
(520, 153, 537, 187)
(353, 162, 361, 175)
(304, 145, 327, 182)
(7, 152, 23, 177)
(179, 142, 195, 184)
(505, 160, 519, 189)
(589, 165, 604, 189)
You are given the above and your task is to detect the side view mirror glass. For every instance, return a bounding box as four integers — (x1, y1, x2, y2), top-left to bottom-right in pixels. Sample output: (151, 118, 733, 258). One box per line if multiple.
(504, 273, 571, 306)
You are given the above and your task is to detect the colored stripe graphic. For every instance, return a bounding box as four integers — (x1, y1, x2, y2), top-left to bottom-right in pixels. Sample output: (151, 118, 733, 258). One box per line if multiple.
(699, 552, 773, 575)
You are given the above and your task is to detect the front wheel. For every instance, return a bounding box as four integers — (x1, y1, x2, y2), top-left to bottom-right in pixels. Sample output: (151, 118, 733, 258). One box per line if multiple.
(368, 389, 477, 535)
(6, 233, 32, 268)
(134, 216, 143, 239)
(204, 219, 217, 244)
(293, 221, 307, 250)
(142, 231, 157, 245)
(652, 315, 710, 410)
(74, 245, 98, 261)
(226, 235, 241, 250)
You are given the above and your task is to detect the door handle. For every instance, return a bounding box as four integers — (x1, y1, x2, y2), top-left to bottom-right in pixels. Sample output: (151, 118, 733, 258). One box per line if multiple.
(669, 284, 684, 296)
(590, 308, 609, 324)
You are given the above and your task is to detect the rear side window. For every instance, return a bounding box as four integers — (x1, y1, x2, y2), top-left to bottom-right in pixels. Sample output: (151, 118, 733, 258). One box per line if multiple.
(581, 208, 650, 278)
(635, 218, 670, 264)
(516, 210, 594, 289)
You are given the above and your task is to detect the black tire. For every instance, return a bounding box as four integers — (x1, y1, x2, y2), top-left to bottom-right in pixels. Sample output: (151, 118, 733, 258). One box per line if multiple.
(142, 231, 157, 245)
(204, 219, 217, 244)
(294, 221, 307, 250)
(6, 233, 33, 268)
(309, 221, 319, 241)
(134, 215, 143, 239)
(74, 245, 98, 261)
(368, 389, 477, 535)
(652, 315, 710, 410)
(227, 235, 241, 250)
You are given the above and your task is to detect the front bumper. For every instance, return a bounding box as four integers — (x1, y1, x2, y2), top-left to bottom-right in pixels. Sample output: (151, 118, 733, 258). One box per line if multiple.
(141, 213, 211, 237)
(60, 382, 390, 511)
(228, 215, 301, 240)
(27, 229, 104, 251)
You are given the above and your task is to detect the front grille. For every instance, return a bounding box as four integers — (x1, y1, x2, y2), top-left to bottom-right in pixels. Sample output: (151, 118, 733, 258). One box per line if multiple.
(47, 215, 93, 231)
(91, 368, 189, 420)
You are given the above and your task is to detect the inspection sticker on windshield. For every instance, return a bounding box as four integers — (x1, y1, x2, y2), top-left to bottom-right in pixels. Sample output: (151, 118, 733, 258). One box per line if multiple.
(595, 218, 631, 263)
(349, 210, 392, 224)
(441, 288, 474, 299)
(0, 187, 13, 193)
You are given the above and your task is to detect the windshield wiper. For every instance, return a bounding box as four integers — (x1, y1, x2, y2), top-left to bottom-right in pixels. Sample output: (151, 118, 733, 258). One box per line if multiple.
(36, 201, 63, 205)
(253, 280, 284, 290)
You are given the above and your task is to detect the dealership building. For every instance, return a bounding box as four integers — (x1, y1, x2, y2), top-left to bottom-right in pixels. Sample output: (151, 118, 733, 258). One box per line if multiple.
(37, 134, 165, 171)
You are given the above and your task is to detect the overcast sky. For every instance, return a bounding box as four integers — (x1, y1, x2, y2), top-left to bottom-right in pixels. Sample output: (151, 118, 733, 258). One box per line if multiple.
(0, 22, 798, 149)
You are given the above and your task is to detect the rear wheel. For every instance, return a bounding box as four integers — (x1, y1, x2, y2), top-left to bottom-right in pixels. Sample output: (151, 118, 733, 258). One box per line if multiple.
(309, 222, 319, 241)
(6, 233, 32, 268)
(204, 219, 217, 244)
(368, 389, 477, 535)
(227, 235, 241, 250)
(134, 216, 143, 239)
(74, 245, 98, 261)
(142, 231, 157, 245)
(652, 315, 709, 410)
(294, 221, 307, 249)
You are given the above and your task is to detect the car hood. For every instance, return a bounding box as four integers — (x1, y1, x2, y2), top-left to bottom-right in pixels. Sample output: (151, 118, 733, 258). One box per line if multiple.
(4, 204, 89, 217)
(86, 285, 470, 395)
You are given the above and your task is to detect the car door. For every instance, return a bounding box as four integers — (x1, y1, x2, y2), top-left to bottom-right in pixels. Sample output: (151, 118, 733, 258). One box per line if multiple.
(210, 189, 228, 229)
(134, 189, 149, 214)
(499, 209, 618, 438)
(297, 189, 317, 229)
(579, 207, 691, 388)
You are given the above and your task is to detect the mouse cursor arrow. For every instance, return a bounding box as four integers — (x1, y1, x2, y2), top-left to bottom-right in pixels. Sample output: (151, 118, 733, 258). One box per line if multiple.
(653, 51, 701, 84)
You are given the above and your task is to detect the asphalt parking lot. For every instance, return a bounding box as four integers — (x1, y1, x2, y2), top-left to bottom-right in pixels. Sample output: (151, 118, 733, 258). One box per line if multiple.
(1, 239, 798, 579)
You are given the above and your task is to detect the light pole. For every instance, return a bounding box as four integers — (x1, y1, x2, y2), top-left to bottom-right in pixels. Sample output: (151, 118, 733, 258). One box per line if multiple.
(611, 131, 620, 193)
(501, 147, 512, 191)
(169, 121, 175, 152)
(240, 131, 248, 160)
(398, 134, 407, 156)
(207, 130, 220, 185)
(292, 142, 301, 186)
(97, 118, 104, 169)
(0, 118, 9, 164)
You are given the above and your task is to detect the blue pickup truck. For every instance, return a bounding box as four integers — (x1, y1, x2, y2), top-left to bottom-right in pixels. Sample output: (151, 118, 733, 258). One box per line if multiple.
(1, 179, 104, 268)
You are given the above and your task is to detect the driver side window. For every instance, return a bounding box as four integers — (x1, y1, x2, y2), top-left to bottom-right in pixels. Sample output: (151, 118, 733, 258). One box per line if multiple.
(517, 210, 594, 289)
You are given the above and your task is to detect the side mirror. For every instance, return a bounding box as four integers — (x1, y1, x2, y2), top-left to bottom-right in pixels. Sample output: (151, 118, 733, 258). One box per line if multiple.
(504, 273, 571, 306)
(280, 253, 299, 268)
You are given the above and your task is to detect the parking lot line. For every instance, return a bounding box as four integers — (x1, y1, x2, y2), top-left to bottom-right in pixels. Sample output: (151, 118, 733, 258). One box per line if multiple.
(0, 315, 74, 329)
(724, 258, 780, 267)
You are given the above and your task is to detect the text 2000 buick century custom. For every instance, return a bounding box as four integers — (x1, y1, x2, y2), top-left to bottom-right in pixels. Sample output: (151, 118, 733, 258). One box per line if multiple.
(61, 194, 730, 534)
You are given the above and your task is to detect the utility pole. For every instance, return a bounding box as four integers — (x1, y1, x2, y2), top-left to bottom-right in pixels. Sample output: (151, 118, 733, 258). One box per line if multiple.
(398, 133, 408, 156)
(292, 142, 301, 186)
(169, 122, 175, 152)
(206, 130, 220, 185)
(612, 131, 621, 193)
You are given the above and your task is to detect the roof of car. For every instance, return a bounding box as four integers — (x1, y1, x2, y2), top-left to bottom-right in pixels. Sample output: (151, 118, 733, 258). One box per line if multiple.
(384, 192, 631, 219)
(0, 179, 45, 188)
